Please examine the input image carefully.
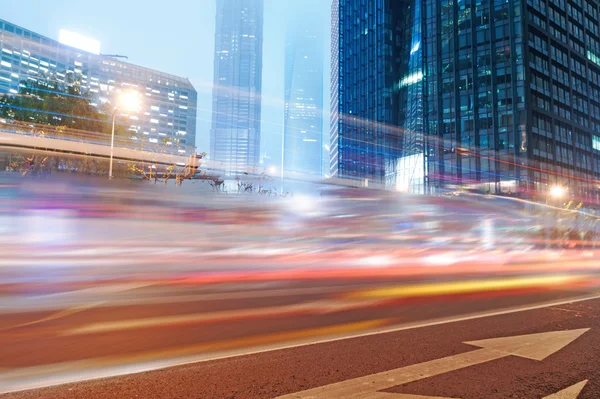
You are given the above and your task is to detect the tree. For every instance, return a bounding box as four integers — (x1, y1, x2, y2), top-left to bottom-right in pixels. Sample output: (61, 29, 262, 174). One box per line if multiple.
(1, 72, 205, 183)
(0, 74, 120, 135)
(209, 177, 226, 192)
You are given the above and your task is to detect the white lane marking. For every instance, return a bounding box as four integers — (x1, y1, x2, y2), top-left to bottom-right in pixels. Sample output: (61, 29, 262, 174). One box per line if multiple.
(276, 329, 590, 398)
(0, 283, 387, 313)
(1, 295, 599, 394)
(36, 283, 155, 299)
(543, 381, 588, 399)
(343, 380, 589, 399)
(0, 302, 105, 332)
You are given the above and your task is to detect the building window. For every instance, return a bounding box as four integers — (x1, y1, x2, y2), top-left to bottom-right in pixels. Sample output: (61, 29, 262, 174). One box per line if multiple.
(593, 135, 600, 151)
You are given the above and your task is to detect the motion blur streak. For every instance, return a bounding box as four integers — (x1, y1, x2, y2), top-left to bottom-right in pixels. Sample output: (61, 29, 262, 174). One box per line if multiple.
(1, 175, 600, 393)
(345, 275, 594, 300)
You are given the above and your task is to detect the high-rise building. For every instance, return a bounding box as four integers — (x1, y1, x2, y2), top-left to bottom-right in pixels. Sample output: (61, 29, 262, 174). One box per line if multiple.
(283, 0, 324, 178)
(0, 19, 197, 155)
(211, 0, 264, 175)
(329, 0, 340, 180)
(332, 0, 600, 205)
(329, 0, 402, 186)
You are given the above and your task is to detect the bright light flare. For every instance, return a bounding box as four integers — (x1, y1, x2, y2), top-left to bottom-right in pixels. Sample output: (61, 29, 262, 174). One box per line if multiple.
(549, 185, 566, 199)
(118, 90, 141, 111)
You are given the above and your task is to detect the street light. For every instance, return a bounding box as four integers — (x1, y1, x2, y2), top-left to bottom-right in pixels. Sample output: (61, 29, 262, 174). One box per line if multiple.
(550, 185, 566, 199)
(109, 90, 140, 179)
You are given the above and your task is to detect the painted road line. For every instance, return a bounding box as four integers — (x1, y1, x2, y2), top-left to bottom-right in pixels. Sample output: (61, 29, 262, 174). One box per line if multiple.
(543, 381, 588, 399)
(0, 302, 104, 332)
(63, 299, 381, 335)
(0, 284, 154, 329)
(365, 380, 589, 399)
(276, 329, 590, 398)
(364, 380, 589, 399)
(3, 296, 600, 394)
(0, 283, 378, 313)
(36, 282, 155, 298)
(0, 318, 392, 394)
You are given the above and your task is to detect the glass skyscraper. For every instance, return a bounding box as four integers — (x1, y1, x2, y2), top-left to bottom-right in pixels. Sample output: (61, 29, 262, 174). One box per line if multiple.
(333, 0, 600, 205)
(330, 0, 403, 186)
(283, 0, 324, 179)
(211, 0, 264, 175)
(0, 19, 197, 155)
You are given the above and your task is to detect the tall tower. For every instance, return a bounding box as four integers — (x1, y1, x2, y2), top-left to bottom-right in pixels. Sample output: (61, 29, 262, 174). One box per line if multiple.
(330, 0, 403, 187)
(211, 0, 264, 175)
(331, 0, 600, 205)
(282, 0, 324, 179)
(329, 0, 339, 179)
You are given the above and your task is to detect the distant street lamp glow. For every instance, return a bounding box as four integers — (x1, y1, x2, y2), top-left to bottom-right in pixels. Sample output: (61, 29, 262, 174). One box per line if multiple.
(289, 195, 316, 214)
(118, 90, 141, 111)
(109, 90, 141, 179)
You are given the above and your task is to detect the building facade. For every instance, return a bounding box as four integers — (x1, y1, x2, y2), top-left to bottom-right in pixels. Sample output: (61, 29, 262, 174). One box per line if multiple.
(330, 0, 403, 186)
(332, 0, 600, 205)
(211, 0, 264, 175)
(283, 0, 324, 179)
(0, 19, 197, 155)
(329, 0, 340, 179)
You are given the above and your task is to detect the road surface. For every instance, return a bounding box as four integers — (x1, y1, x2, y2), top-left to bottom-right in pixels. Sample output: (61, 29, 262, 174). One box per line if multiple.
(1, 245, 600, 398)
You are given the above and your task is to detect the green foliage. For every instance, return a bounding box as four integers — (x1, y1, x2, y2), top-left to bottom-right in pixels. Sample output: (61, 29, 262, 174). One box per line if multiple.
(0, 73, 122, 135)
(1, 72, 202, 183)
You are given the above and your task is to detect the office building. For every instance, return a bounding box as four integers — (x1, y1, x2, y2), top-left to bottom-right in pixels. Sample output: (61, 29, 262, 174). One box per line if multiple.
(211, 0, 264, 175)
(332, 0, 600, 204)
(330, 0, 402, 186)
(283, 0, 324, 178)
(0, 19, 197, 155)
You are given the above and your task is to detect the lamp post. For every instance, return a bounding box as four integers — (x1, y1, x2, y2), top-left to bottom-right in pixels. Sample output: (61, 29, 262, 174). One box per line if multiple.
(108, 90, 140, 179)
(109, 107, 118, 179)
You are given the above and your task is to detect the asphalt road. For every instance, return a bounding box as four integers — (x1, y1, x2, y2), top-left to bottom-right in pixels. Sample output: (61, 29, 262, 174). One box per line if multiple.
(2, 293, 600, 398)
(1, 251, 600, 398)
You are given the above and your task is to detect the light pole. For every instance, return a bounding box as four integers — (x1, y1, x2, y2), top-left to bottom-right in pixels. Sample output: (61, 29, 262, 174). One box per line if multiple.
(109, 107, 118, 179)
(108, 90, 140, 179)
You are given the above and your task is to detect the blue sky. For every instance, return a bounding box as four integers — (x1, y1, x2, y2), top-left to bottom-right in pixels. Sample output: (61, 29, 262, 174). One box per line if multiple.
(3, 0, 330, 167)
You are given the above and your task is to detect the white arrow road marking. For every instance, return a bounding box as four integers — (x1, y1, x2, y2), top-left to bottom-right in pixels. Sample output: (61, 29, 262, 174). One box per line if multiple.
(463, 329, 590, 361)
(542, 380, 588, 399)
(337, 380, 590, 399)
(276, 328, 590, 399)
(339, 380, 589, 399)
